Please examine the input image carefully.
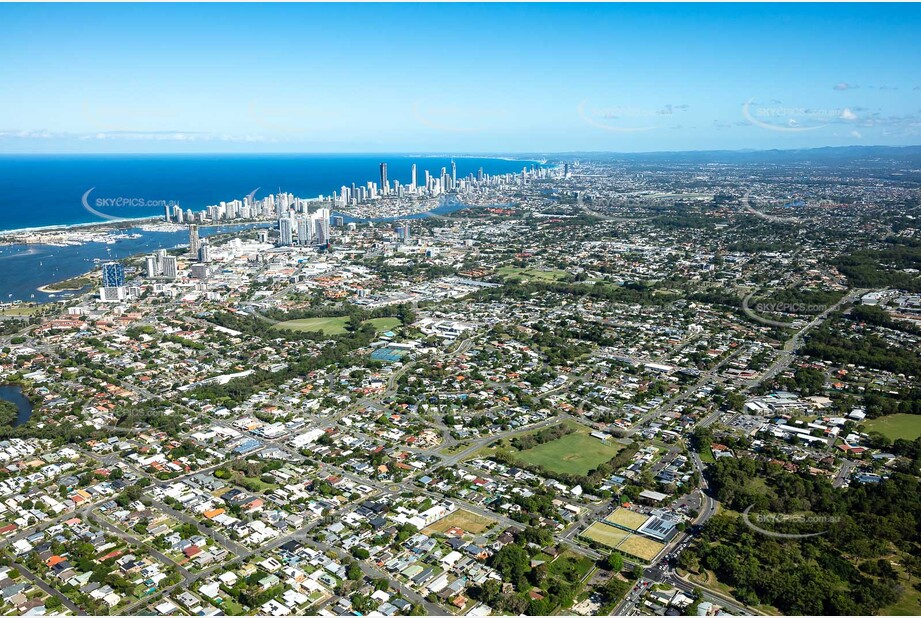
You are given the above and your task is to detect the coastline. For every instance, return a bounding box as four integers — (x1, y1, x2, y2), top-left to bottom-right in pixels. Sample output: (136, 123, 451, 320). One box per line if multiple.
(0, 197, 494, 304)
(0, 217, 265, 243)
(0, 154, 540, 237)
(36, 282, 91, 294)
(0, 215, 162, 237)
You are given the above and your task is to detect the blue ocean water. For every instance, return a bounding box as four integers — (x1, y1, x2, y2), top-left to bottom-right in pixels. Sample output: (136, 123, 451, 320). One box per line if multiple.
(0, 154, 532, 231)
(0, 154, 532, 302)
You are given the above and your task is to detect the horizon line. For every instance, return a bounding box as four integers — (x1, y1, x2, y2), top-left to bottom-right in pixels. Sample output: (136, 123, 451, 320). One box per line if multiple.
(2, 144, 921, 157)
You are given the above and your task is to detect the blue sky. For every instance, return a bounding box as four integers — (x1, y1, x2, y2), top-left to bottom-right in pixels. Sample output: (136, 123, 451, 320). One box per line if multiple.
(1, 3, 919, 153)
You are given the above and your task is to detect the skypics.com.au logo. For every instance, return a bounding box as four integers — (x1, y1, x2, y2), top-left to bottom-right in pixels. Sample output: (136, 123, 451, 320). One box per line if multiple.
(742, 505, 841, 539)
(82, 187, 260, 222)
(577, 100, 691, 133)
(742, 295, 831, 328)
(82, 188, 180, 222)
(740, 99, 849, 133)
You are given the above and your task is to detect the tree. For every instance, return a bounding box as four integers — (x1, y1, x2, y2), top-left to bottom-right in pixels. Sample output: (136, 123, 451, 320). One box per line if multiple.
(489, 544, 529, 590)
(605, 552, 624, 572)
(350, 593, 374, 614)
(677, 548, 701, 573)
(351, 547, 370, 560)
(347, 562, 363, 581)
(0, 401, 18, 427)
(601, 577, 630, 604)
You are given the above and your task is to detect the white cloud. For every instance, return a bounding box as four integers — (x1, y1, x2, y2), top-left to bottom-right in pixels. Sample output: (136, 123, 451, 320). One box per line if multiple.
(840, 108, 858, 121)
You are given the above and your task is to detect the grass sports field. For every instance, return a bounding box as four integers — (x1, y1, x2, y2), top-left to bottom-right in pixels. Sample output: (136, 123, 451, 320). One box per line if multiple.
(422, 509, 495, 535)
(273, 316, 350, 334)
(862, 414, 921, 441)
(581, 522, 631, 548)
(497, 266, 568, 282)
(617, 534, 666, 562)
(364, 317, 402, 332)
(604, 507, 650, 531)
(0, 305, 42, 316)
(515, 429, 624, 476)
(272, 316, 401, 335)
(580, 523, 666, 561)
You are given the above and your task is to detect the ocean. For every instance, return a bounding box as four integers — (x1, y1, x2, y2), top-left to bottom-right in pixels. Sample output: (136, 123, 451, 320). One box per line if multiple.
(0, 154, 532, 232)
(0, 154, 533, 302)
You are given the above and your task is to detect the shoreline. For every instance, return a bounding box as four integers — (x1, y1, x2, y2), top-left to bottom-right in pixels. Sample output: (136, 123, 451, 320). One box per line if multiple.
(0, 155, 542, 237)
(0, 197, 456, 239)
(6, 197, 490, 305)
(0, 217, 266, 242)
(0, 215, 162, 237)
(36, 282, 91, 294)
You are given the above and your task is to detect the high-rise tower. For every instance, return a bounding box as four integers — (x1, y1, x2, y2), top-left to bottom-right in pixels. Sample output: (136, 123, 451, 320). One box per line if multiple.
(101, 261, 125, 288)
(188, 224, 200, 257)
(278, 217, 293, 246)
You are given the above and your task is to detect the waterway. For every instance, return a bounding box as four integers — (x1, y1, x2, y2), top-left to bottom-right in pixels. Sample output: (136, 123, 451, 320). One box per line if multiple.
(0, 384, 33, 426)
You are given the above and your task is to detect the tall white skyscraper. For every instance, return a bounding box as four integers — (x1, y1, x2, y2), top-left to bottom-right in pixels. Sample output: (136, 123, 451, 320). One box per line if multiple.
(297, 217, 311, 245)
(305, 207, 330, 245)
(397, 221, 411, 242)
(278, 217, 293, 246)
(145, 255, 159, 278)
(161, 255, 178, 280)
(411, 163, 417, 188)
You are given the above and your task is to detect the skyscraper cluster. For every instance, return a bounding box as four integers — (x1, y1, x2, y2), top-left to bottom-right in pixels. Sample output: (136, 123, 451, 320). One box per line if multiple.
(145, 249, 178, 280)
(164, 162, 543, 225)
(277, 207, 331, 247)
(332, 160, 526, 207)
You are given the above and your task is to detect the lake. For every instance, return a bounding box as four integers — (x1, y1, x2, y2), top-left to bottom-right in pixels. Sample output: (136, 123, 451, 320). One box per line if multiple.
(0, 384, 33, 426)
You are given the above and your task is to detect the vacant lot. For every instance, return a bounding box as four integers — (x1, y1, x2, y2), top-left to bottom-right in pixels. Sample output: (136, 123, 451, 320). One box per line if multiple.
(516, 430, 624, 476)
(604, 507, 650, 531)
(548, 551, 595, 581)
(423, 509, 495, 535)
(581, 522, 631, 548)
(863, 414, 921, 441)
(617, 534, 666, 562)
